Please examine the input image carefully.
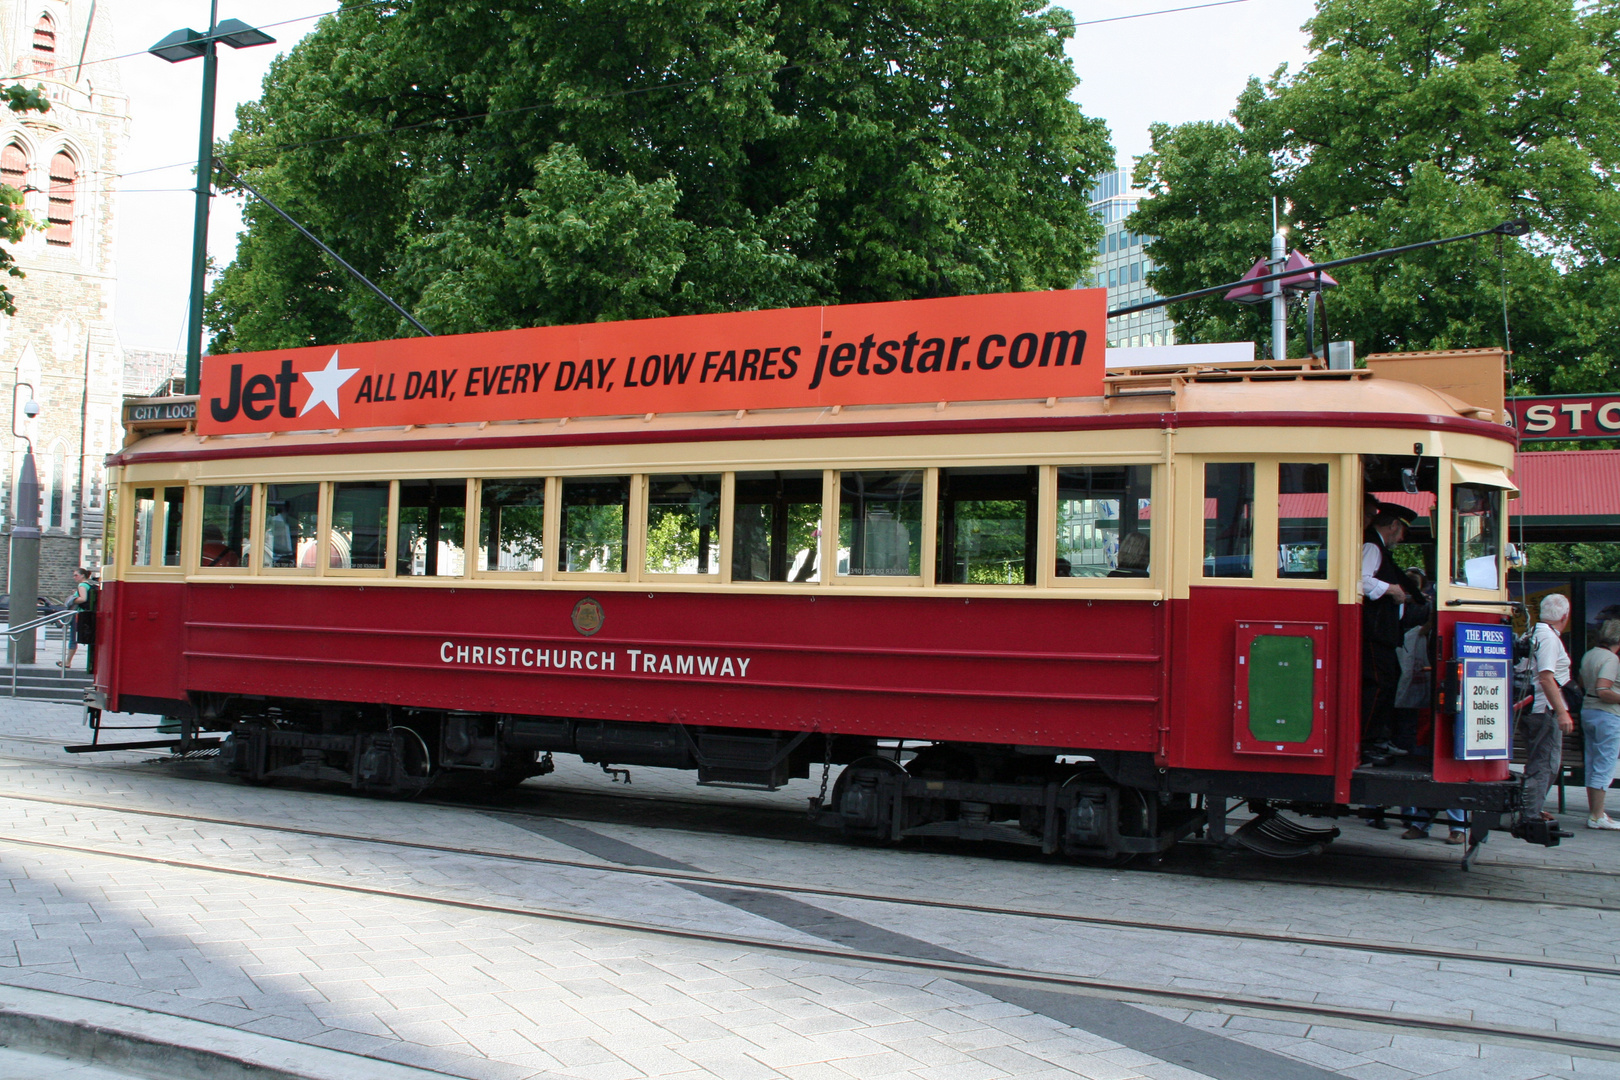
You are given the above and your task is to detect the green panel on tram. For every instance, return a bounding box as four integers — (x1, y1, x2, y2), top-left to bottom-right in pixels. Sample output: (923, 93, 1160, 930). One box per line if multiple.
(1247, 635, 1315, 743)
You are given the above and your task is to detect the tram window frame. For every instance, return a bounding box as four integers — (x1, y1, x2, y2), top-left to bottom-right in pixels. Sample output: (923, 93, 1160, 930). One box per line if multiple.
(103, 482, 117, 568)
(832, 468, 927, 584)
(473, 477, 551, 578)
(1202, 462, 1256, 580)
(396, 478, 471, 579)
(128, 484, 186, 572)
(1050, 464, 1155, 586)
(936, 466, 1038, 586)
(327, 480, 393, 576)
(195, 484, 255, 572)
(261, 482, 323, 575)
(644, 473, 723, 577)
(1277, 462, 1331, 582)
(732, 470, 824, 584)
(1450, 481, 1503, 590)
(556, 475, 634, 578)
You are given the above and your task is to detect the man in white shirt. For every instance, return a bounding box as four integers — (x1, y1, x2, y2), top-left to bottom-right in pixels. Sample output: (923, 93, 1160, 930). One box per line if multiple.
(1524, 593, 1575, 823)
(1360, 505, 1414, 765)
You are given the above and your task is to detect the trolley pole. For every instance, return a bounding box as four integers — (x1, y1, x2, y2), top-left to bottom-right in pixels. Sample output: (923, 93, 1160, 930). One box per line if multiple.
(1269, 226, 1287, 362)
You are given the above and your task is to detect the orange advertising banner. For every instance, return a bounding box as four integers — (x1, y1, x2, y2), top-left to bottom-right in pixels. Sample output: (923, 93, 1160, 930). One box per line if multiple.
(198, 289, 1105, 435)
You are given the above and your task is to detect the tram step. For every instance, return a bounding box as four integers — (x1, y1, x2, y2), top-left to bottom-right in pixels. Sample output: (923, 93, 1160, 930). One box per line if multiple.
(1228, 810, 1339, 858)
(5, 671, 93, 703)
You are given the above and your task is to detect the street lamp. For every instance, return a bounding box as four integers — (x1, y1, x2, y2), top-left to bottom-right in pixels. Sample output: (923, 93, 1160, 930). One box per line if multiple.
(149, 5, 276, 397)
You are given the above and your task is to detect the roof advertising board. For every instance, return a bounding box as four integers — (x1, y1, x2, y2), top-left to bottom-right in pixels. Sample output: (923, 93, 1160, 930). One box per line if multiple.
(198, 289, 1106, 435)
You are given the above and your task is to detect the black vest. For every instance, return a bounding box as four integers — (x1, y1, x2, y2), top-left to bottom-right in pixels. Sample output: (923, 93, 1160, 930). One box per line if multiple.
(1364, 527, 1407, 649)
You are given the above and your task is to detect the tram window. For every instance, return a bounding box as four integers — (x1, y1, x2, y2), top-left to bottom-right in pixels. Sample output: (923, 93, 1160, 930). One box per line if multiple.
(937, 467, 1036, 585)
(478, 478, 546, 572)
(1278, 463, 1329, 580)
(102, 486, 116, 566)
(838, 470, 922, 577)
(199, 485, 253, 568)
(733, 471, 821, 582)
(1055, 465, 1152, 578)
(263, 484, 321, 569)
(1451, 484, 1501, 588)
(560, 476, 629, 573)
(645, 475, 720, 575)
(131, 487, 155, 566)
(331, 482, 389, 570)
(397, 479, 467, 577)
(1204, 463, 1254, 578)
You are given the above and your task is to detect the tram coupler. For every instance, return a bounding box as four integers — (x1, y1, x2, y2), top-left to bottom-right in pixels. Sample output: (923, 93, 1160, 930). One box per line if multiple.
(1509, 817, 1572, 847)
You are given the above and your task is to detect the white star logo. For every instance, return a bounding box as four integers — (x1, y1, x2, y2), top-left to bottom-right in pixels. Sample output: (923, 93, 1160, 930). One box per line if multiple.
(299, 351, 360, 419)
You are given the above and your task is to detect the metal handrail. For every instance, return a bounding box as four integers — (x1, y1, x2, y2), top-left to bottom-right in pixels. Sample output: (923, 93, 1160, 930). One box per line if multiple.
(4, 608, 78, 696)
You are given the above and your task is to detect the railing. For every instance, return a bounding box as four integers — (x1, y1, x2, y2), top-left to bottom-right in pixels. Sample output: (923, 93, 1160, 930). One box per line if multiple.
(4, 608, 77, 696)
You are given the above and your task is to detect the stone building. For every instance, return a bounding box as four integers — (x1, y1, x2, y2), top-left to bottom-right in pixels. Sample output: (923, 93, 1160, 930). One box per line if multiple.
(0, 0, 128, 602)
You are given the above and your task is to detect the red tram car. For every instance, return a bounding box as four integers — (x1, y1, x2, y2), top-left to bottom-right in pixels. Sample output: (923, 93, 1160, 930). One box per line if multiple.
(88, 291, 1538, 859)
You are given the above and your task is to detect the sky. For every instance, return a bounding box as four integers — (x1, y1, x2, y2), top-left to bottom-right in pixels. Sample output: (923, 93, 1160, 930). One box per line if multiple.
(108, 0, 1318, 353)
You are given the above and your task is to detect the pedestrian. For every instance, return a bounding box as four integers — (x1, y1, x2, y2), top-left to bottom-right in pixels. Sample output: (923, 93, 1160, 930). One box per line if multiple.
(1578, 617, 1620, 830)
(59, 567, 97, 672)
(1401, 808, 1467, 843)
(1523, 593, 1575, 824)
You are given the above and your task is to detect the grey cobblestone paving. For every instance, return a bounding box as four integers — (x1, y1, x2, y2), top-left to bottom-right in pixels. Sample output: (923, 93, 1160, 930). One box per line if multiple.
(1, 700, 1618, 1080)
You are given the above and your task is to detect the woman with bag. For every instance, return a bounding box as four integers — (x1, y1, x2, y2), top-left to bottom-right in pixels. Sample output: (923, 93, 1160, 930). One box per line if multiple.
(1524, 593, 1576, 824)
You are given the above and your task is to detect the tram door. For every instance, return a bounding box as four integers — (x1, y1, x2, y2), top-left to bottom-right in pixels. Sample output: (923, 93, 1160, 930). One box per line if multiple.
(1361, 455, 1443, 765)
(1179, 456, 1345, 775)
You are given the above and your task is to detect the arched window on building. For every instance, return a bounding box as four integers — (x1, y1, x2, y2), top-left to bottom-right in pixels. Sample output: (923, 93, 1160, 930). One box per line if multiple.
(32, 13, 56, 72)
(47, 151, 75, 247)
(1, 143, 26, 194)
(48, 441, 66, 530)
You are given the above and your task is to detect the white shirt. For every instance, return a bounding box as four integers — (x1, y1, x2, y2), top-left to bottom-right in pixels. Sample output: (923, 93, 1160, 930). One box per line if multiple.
(1360, 541, 1390, 600)
(1531, 621, 1571, 713)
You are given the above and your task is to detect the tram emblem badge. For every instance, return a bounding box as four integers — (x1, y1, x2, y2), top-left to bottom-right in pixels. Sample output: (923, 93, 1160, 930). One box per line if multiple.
(572, 598, 605, 636)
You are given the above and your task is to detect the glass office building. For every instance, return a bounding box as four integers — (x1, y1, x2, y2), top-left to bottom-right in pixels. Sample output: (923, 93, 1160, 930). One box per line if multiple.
(1084, 168, 1176, 349)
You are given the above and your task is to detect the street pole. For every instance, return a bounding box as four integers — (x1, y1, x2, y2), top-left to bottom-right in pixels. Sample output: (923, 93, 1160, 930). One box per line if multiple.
(7, 409, 39, 665)
(184, 0, 221, 397)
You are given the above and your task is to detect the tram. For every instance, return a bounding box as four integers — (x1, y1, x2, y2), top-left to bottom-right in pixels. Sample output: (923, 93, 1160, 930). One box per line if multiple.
(88, 289, 1545, 860)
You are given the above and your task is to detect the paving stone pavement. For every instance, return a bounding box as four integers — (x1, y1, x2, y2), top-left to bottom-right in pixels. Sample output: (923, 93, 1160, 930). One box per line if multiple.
(1, 699, 1618, 1080)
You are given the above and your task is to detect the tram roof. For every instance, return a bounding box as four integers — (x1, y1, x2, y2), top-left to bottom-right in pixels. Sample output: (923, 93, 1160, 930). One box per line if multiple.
(113, 364, 1513, 467)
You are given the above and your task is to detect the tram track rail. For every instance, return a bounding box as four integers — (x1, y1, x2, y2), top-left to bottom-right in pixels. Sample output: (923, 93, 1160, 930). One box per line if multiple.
(0, 827, 1615, 1063)
(3, 740, 1618, 909)
(0, 785, 1615, 980)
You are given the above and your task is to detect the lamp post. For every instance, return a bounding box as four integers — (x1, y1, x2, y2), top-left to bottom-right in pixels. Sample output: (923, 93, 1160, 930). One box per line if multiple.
(8, 384, 40, 664)
(149, 4, 275, 397)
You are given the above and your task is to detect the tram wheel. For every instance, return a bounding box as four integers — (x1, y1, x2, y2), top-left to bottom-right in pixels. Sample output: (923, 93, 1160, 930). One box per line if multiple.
(828, 755, 905, 842)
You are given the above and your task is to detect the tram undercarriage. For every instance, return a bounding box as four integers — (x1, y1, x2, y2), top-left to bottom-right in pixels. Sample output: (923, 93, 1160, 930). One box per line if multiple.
(94, 691, 1532, 862)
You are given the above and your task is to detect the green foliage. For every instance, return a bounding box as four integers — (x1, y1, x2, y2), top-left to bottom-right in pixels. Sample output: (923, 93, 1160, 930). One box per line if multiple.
(1128, 0, 1620, 392)
(208, 0, 1112, 349)
(0, 84, 50, 317)
(1525, 543, 1620, 573)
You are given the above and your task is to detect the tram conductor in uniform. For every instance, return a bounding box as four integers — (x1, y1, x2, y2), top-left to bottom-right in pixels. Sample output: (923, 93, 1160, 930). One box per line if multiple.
(1361, 504, 1423, 766)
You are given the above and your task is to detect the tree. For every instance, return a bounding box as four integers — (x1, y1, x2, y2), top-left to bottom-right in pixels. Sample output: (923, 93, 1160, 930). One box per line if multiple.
(0, 84, 52, 317)
(1128, 0, 1620, 393)
(207, 0, 1112, 350)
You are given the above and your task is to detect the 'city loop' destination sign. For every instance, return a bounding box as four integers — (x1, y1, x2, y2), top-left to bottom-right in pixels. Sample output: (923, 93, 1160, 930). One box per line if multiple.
(197, 289, 1107, 435)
